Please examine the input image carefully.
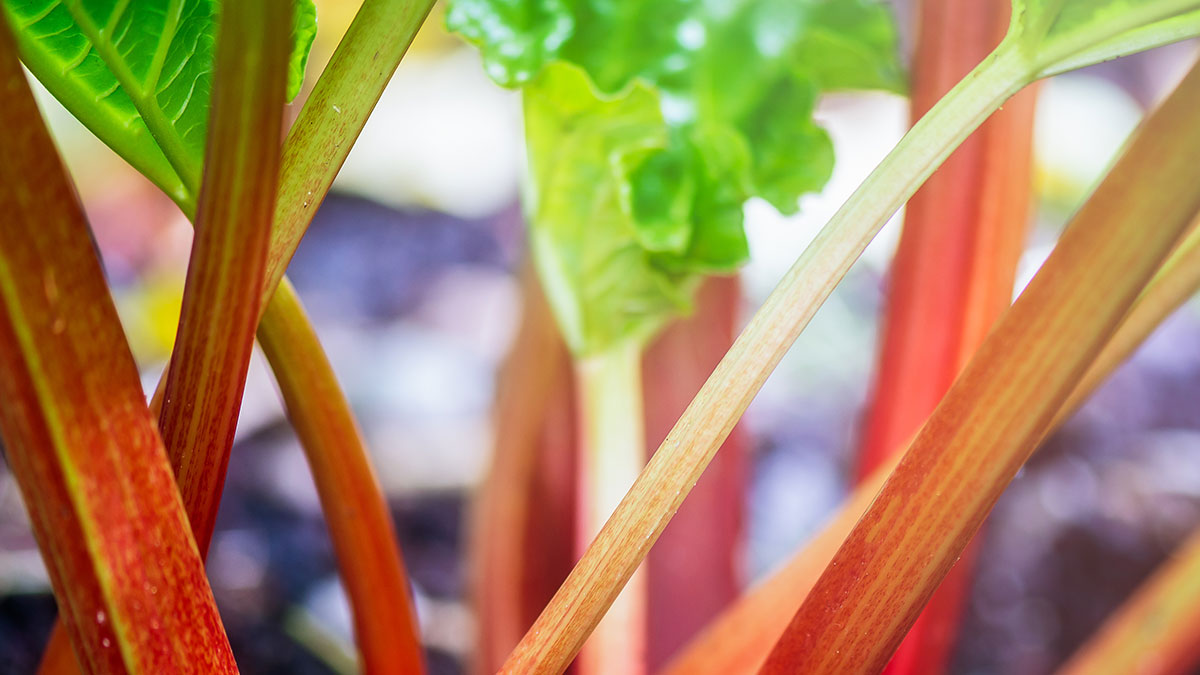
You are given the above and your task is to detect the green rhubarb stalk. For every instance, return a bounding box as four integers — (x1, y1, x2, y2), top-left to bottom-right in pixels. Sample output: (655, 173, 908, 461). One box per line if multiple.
(263, 0, 437, 300)
(575, 341, 649, 675)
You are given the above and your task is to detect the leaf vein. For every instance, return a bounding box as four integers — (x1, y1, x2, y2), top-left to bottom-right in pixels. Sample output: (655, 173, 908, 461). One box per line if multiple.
(146, 0, 184, 90)
(103, 0, 132, 36)
(19, 0, 63, 29)
(170, 69, 207, 124)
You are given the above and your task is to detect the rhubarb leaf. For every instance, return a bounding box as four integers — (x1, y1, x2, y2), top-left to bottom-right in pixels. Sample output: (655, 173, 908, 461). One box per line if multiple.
(523, 62, 691, 354)
(2, 0, 317, 207)
(450, 0, 904, 354)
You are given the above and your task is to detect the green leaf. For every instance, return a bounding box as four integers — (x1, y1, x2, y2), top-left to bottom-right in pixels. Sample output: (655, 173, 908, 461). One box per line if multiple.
(450, 0, 901, 218)
(445, 0, 695, 93)
(524, 62, 694, 354)
(444, 0, 576, 88)
(451, 0, 904, 354)
(289, 0, 317, 102)
(2, 0, 318, 207)
(1009, 0, 1200, 76)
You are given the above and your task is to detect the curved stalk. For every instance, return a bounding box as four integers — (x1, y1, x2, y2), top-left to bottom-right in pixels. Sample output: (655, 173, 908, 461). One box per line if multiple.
(258, 281, 425, 674)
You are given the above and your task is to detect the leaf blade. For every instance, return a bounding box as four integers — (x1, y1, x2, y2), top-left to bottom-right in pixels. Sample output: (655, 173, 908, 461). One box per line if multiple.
(451, 0, 905, 355)
(2, 0, 318, 209)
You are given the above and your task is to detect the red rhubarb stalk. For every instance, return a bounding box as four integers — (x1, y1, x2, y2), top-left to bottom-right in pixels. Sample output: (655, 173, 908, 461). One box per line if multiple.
(157, 0, 292, 553)
(645, 278, 746, 668)
(0, 13, 236, 672)
(858, 2, 1038, 673)
(472, 266, 577, 674)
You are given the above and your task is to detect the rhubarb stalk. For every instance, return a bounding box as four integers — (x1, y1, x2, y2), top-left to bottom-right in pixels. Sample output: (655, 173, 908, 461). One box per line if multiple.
(860, 2, 1038, 673)
(575, 341, 649, 675)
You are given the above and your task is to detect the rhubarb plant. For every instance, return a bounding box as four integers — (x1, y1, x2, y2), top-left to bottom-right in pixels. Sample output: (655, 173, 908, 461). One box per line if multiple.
(858, 3, 1037, 672)
(3, 0, 1200, 672)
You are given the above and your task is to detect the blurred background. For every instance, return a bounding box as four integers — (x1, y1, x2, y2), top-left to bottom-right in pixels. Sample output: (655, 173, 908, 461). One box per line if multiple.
(2, 2, 1200, 673)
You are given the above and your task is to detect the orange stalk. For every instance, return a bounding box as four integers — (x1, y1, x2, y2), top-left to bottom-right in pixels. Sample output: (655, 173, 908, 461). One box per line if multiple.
(257, 280, 425, 674)
(1061, 218, 1200, 418)
(659, 453, 898, 675)
(0, 13, 235, 673)
(661, 213, 1200, 675)
(859, 2, 1038, 673)
(759, 60, 1200, 674)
